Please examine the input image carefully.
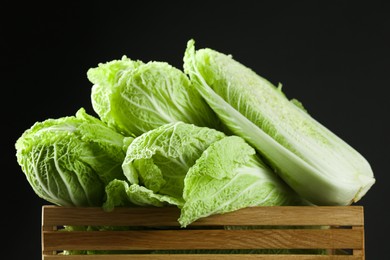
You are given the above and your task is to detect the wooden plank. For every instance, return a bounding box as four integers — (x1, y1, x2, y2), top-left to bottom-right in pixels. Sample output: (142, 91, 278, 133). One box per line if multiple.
(43, 229, 363, 251)
(42, 206, 364, 227)
(352, 226, 365, 258)
(43, 206, 181, 227)
(43, 254, 364, 260)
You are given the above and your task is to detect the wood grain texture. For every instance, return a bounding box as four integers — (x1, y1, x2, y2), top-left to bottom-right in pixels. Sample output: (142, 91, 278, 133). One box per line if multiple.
(42, 206, 365, 259)
(42, 206, 364, 226)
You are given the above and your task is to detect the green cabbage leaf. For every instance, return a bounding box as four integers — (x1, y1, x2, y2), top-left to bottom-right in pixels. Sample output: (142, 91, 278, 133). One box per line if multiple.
(179, 136, 306, 227)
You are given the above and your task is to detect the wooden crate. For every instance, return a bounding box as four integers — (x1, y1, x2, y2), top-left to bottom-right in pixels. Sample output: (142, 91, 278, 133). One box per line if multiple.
(42, 205, 365, 259)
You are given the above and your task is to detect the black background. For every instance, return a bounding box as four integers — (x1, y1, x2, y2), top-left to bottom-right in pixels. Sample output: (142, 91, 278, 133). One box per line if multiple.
(3, 1, 389, 259)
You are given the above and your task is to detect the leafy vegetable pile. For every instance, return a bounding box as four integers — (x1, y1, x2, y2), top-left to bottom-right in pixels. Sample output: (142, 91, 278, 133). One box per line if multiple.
(15, 39, 375, 228)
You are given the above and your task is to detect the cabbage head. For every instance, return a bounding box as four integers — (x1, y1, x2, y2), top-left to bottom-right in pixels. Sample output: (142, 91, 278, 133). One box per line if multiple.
(15, 108, 129, 206)
(184, 39, 375, 206)
(87, 56, 223, 137)
(103, 121, 226, 210)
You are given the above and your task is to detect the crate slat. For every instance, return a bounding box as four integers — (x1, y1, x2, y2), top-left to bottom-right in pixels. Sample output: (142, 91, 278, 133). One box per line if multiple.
(42, 205, 363, 226)
(43, 229, 363, 251)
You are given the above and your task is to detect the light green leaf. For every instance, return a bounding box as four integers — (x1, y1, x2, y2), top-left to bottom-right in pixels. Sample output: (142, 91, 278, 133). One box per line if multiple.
(88, 57, 223, 137)
(179, 136, 305, 227)
(103, 179, 183, 211)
